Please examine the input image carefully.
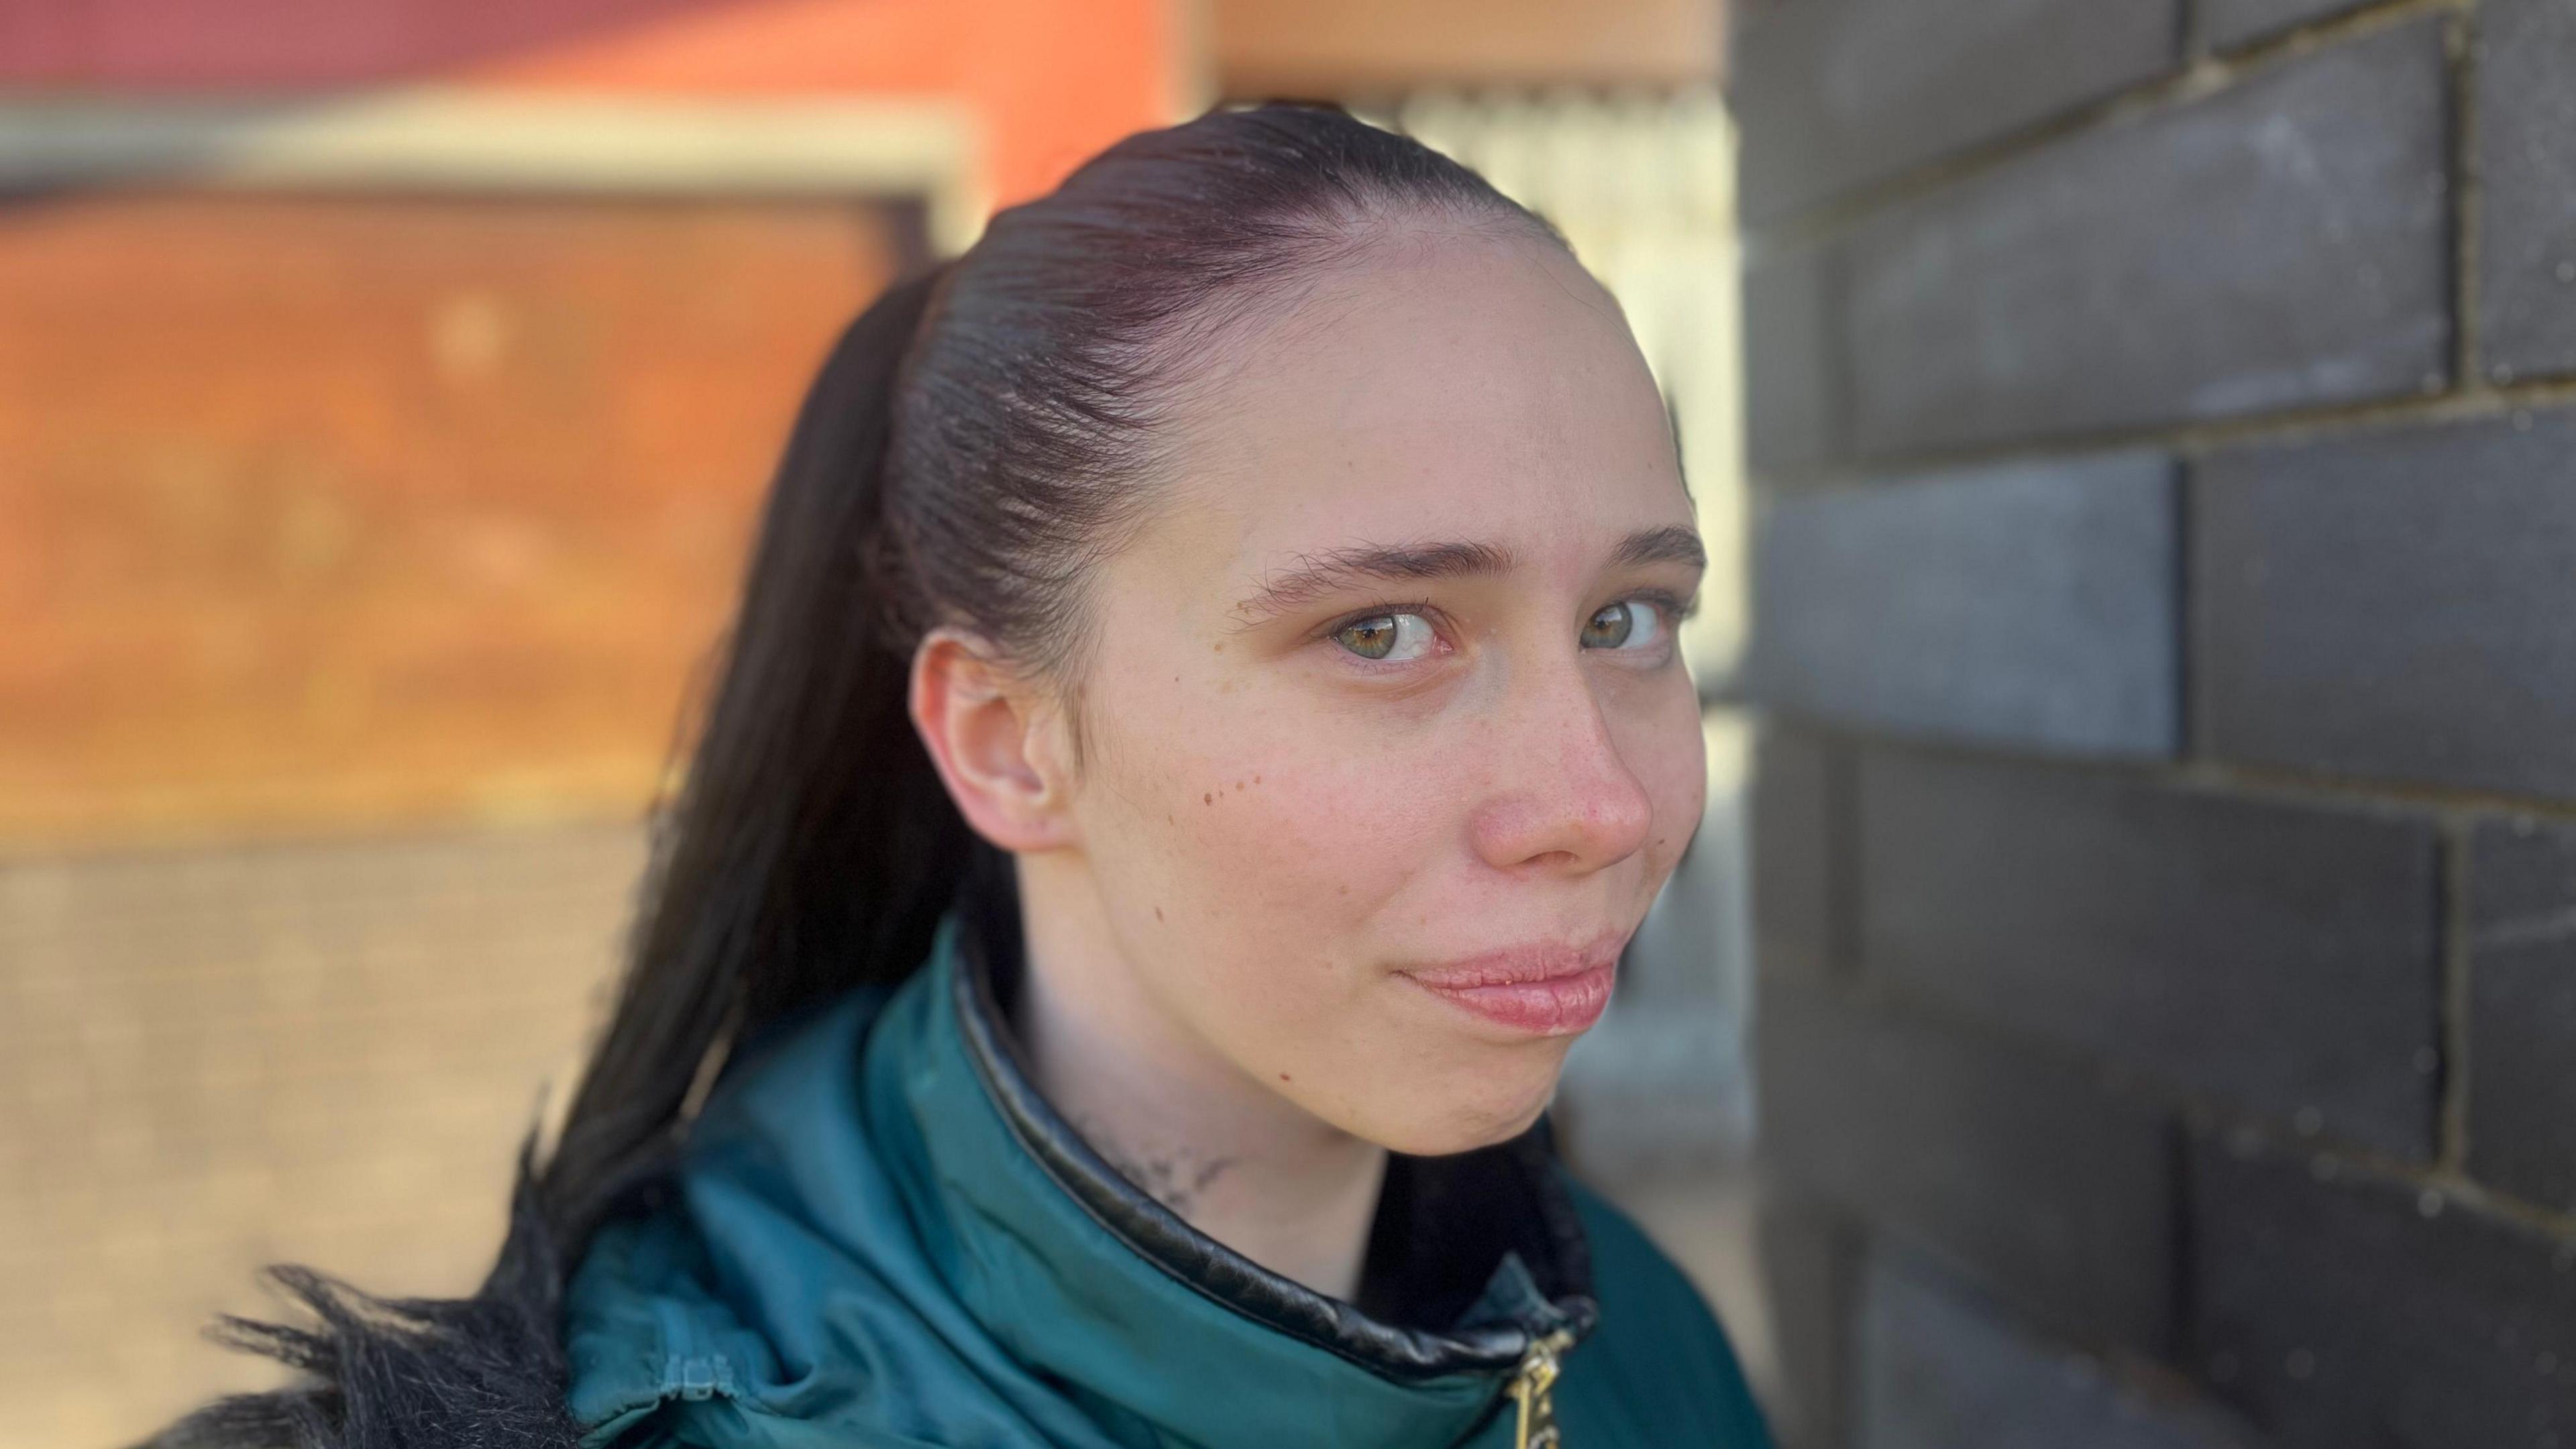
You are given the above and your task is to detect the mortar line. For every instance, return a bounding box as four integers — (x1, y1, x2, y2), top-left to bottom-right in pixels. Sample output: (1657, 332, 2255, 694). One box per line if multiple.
(2449, 4, 2485, 390)
(2436, 814, 2477, 1177)
(1750, 708, 2576, 826)
(2180, 0, 2211, 65)
(1841, 965, 2576, 1242)
(1752, 373, 2576, 494)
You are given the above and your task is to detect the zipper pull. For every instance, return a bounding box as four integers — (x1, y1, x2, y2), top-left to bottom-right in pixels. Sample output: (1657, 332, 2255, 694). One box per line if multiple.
(1509, 1326, 1575, 1449)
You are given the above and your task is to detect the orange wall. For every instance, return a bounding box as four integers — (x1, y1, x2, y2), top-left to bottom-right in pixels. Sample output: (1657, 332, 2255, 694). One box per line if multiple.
(0, 0, 1179, 847)
(0, 0, 1181, 206)
(455, 0, 1182, 209)
(1212, 0, 1721, 95)
(0, 192, 908, 843)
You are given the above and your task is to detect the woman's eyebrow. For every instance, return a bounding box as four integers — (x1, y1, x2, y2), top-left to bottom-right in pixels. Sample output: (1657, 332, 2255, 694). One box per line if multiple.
(1229, 539, 1513, 629)
(1227, 525, 1705, 629)
(1610, 524, 1709, 572)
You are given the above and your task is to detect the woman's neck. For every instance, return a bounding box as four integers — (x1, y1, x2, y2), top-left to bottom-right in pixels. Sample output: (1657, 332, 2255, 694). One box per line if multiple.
(1006, 861, 1389, 1301)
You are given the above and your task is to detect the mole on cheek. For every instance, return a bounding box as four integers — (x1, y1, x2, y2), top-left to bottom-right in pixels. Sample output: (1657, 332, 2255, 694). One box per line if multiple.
(1203, 792, 1214, 805)
(1154, 906, 1164, 922)
(1278, 1073, 1291, 1083)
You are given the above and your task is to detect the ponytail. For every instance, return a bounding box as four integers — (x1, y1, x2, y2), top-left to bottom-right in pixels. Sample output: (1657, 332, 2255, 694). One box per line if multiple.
(143, 261, 982, 1449)
(543, 259, 977, 1242)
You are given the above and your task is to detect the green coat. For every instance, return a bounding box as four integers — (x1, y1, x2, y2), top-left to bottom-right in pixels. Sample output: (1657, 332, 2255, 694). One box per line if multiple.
(561, 903, 1774, 1448)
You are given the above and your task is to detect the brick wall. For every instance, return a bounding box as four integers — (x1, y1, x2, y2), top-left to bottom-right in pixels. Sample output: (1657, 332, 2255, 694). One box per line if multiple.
(0, 191, 904, 845)
(1734, 2, 2576, 1446)
(0, 822, 643, 1448)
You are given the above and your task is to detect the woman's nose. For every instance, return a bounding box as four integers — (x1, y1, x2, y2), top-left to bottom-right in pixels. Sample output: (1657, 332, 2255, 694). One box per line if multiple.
(1466, 663, 1656, 875)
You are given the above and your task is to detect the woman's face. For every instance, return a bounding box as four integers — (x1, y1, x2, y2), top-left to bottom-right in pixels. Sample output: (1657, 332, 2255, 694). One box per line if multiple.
(1051, 227, 1707, 1157)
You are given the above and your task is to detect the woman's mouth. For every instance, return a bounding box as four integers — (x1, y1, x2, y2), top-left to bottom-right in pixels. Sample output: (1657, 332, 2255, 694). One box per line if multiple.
(1397, 937, 1624, 1036)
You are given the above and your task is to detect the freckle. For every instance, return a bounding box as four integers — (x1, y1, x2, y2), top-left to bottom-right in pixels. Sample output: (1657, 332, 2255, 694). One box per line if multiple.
(1203, 792, 1214, 804)
(1234, 781, 1244, 791)
(1337, 884, 1349, 895)
(1253, 774, 1261, 784)
(1214, 642, 1224, 652)
(1155, 906, 1165, 922)
(1279, 1073, 1292, 1082)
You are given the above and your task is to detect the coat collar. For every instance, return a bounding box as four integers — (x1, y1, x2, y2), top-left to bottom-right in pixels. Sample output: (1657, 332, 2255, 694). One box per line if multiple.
(564, 874, 1599, 1448)
(942, 866, 1600, 1381)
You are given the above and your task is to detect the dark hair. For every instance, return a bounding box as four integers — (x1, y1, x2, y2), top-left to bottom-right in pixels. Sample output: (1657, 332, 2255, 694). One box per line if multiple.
(142, 100, 1563, 1448)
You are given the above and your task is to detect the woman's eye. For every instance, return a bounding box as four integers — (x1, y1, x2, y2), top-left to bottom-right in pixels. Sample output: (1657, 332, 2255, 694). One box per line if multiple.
(1582, 598, 1666, 651)
(1334, 610, 1439, 663)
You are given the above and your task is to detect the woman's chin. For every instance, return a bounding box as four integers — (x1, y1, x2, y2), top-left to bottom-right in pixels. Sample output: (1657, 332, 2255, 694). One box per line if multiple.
(1360, 1057, 1571, 1158)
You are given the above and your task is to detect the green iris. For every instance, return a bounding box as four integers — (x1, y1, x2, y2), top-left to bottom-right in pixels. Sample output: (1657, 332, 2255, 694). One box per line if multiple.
(1339, 615, 1399, 659)
(1582, 601, 1638, 648)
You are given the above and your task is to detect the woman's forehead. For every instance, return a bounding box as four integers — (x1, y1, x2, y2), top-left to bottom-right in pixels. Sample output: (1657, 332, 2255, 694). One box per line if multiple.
(1155, 233, 1684, 556)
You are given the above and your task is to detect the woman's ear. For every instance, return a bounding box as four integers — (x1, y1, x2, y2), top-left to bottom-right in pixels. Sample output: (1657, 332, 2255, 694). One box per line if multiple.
(908, 627, 1078, 853)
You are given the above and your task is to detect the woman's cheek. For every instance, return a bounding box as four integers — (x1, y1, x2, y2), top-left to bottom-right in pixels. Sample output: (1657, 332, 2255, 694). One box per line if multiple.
(1155, 730, 1445, 1024)
(1639, 707, 1709, 882)
(1183, 737, 1420, 931)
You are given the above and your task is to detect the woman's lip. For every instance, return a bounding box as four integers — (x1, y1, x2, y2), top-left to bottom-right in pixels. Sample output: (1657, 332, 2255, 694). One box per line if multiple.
(1402, 958, 1619, 1036)
(1400, 933, 1629, 989)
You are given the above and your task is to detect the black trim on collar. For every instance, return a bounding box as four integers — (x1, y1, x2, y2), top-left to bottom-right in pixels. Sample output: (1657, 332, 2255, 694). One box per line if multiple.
(943, 853, 1600, 1384)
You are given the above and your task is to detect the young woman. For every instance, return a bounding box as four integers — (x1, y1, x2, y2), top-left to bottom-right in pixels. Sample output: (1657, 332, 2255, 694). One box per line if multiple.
(151, 101, 1772, 1449)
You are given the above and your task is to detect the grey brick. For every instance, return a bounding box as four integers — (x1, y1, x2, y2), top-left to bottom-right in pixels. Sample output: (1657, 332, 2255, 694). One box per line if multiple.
(2190, 1133, 2576, 1448)
(2467, 815, 2576, 1211)
(2477, 0, 2576, 382)
(1757, 981, 2177, 1352)
(1760, 1200, 1857, 1449)
(1751, 725, 1838, 983)
(1843, 18, 2451, 457)
(1746, 453, 2179, 755)
(2196, 408, 2576, 799)
(1860, 1250, 2259, 1449)
(1745, 243, 1837, 480)
(1732, 0, 2180, 225)
(2204, 0, 2373, 51)
(1857, 749, 2443, 1159)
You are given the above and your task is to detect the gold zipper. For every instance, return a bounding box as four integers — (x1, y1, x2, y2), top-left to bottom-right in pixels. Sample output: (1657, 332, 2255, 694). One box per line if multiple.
(1509, 1326, 1576, 1449)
